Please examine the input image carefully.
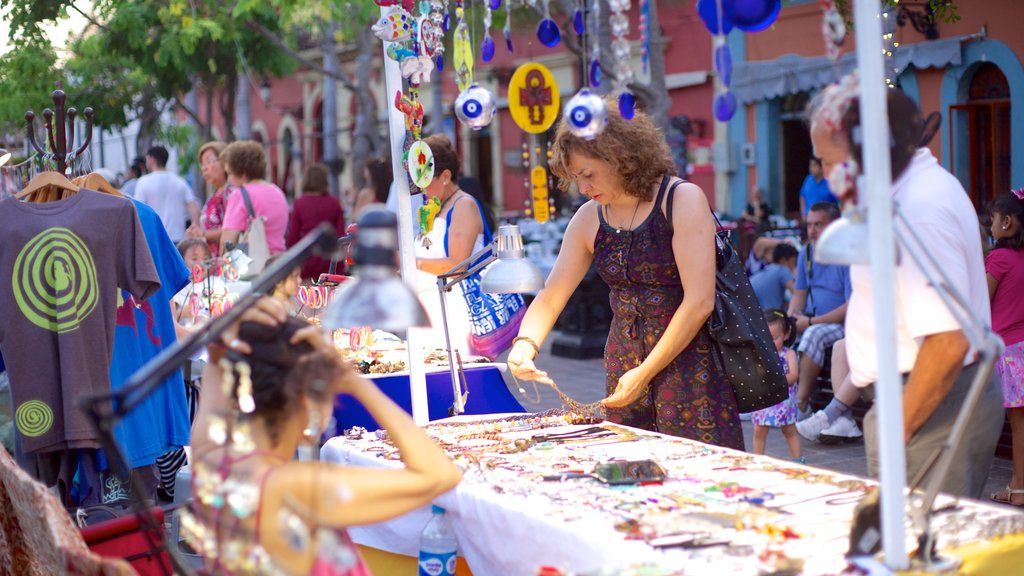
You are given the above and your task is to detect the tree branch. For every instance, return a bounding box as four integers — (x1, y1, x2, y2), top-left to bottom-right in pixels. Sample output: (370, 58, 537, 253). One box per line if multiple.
(245, 21, 357, 91)
(174, 94, 203, 126)
(69, 2, 109, 32)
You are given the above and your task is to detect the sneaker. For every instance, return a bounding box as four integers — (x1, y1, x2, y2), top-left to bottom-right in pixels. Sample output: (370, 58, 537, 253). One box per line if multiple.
(819, 414, 864, 445)
(796, 410, 830, 441)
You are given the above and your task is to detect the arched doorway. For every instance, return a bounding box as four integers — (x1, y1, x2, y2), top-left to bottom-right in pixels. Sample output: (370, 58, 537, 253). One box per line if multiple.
(950, 62, 1011, 210)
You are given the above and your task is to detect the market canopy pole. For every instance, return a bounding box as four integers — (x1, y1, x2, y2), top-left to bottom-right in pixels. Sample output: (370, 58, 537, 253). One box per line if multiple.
(380, 4, 430, 425)
(851, 0, 907, 568)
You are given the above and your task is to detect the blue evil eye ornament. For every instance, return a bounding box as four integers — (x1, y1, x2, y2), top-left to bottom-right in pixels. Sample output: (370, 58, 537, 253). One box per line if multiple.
(537, 18, 561, 47)
(455, 84, 496, 130)
(715, 44, 732, 86)
(697, 0, 733, 34)
(732, 0, 781, 32)
(618, 91, 636, 120)
(564, 89, 608, 140)
(714, 90, 737, 122)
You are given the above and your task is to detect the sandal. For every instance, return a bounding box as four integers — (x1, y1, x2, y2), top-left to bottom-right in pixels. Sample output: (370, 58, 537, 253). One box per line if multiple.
(990, 485, 1024, 507)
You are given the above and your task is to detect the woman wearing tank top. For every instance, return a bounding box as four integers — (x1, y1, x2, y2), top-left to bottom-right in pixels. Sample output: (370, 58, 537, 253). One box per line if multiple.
(507, 100, 744, 450)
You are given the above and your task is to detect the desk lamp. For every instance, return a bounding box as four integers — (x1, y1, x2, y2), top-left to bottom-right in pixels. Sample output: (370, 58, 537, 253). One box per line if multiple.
(322, 208, 430, 337)
(817, 206, 1004, 570)
(437, 223, 545, 415)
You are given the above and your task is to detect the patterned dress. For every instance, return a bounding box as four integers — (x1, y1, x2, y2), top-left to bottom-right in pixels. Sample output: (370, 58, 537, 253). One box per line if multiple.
(595, 176, 744, 450)
(751, 348, 797, 427)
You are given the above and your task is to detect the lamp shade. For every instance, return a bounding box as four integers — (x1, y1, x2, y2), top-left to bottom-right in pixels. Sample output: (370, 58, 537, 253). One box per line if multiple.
(479, 224, 545, 294)
(322, 208, 430, 336)
(815, 209, 871, 266)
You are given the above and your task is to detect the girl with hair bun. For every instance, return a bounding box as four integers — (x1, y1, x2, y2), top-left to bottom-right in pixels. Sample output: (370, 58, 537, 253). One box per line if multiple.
(186, 298, 461, 574)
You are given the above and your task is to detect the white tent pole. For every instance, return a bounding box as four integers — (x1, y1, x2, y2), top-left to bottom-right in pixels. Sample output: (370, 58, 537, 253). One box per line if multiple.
(380, 6, 430, 425)
(852, 0, 907, 568)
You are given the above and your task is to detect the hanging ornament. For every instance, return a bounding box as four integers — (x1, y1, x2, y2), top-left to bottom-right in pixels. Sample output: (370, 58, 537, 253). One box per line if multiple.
(455, 83, 497, 130)
(419, 16, 443, 58)
(418, 196, 442, 235)
(715, 43, 732, 86)
(531, 166, 551, 223)
(407, 140, 435, 189)
(607, 0, 634, 119)
(697, 0, 733, 35)
(504, 0, 514, 53)
(732, 0, 781, 32)
(508, 63, 561, 134)
(714, 90, 737, 122)
(588, 0, 601, 87)
(481, 0, 496, 62)
(820, 0, 846, 63)
(564, 88, 608, 140)
(373, 0, 415, 12)
(573, 7, 585, 35)
(372, 9, 415, 42)
(453, 0, 474, 92)
(640, 0, 650, 76)
(537, 0, 561, 47)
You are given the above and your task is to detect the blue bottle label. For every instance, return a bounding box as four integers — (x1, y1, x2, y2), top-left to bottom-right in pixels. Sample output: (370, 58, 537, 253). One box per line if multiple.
(418, 550, 456, 576)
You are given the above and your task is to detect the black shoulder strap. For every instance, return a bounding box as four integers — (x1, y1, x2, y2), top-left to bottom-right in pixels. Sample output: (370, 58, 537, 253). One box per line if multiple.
(664, 177, 685, 233)
(665, 178, 727, 239)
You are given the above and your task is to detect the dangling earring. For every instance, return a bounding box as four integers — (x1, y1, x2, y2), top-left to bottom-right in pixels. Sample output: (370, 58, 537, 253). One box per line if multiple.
(303, 407, 322, 441)
(236, 362, 255, 414)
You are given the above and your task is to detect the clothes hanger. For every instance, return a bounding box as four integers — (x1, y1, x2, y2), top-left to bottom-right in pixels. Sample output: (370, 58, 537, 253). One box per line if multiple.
(15, 170, 80, 203)
(72, 172, 124, 197)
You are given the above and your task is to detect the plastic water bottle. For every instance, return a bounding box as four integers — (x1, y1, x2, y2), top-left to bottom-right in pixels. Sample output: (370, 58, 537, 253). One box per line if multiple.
(418, 505, 458, 576)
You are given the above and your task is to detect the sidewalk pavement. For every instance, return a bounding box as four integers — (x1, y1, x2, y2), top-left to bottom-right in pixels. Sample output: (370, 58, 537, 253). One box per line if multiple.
(497, 334, 1013, 504)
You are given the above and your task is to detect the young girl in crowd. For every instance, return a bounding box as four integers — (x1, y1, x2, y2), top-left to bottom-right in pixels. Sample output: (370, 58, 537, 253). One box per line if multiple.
(987, 189, 1024, 507)
(751, 310, 802, 462)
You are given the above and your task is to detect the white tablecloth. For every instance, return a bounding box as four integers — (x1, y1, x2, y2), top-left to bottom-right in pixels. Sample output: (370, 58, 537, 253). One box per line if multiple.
(321, 419, 1024, 576)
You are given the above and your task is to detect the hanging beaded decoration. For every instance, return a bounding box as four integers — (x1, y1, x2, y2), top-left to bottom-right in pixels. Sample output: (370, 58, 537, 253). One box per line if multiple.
(588, 0, 601, 87)
(640, 0, 650, 76)
(537, 0, 561, 47)
(697, 0, 737, 122)
(608, 0, 635, 119)
(819, 0, 846, 63)
(482, 0, 498, 62)
(504, 0, 514, 53)
(881, 7, 898, 89)
(565, 1, 609, 141)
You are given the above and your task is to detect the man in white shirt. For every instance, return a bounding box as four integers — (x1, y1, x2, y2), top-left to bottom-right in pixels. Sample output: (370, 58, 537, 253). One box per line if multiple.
(810, 82, 1003, 498)
(134, 145, 200, 243)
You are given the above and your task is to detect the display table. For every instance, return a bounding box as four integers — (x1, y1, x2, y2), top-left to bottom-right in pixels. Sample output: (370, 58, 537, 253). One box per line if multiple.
(333, 364, 525, 431)
(322, 415, 1024, 576)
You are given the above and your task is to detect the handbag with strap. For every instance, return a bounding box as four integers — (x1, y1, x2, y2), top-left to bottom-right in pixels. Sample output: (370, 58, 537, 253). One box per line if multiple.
(665, 178, 789, 413)
(235, 185, 270, 279)
(444, 197, 526, 359)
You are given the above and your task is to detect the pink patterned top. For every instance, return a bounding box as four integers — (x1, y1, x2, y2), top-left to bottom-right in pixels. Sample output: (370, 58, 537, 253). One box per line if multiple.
(202, 186, 230, 256)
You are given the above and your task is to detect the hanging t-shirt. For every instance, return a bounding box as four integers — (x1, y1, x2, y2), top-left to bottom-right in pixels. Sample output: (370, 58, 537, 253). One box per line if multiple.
(0, 189, 160, 454)
(109, 199, 191, 468)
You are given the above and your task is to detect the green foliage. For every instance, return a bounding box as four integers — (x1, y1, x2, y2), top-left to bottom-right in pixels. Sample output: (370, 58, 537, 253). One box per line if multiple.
(831, 0, 960, 26)
(0, 34, 63, 134)
(159, 122, 200, 175)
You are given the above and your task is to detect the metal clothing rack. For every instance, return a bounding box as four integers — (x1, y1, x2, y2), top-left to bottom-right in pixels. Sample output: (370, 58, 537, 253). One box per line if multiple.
(25, 85, 94, 174)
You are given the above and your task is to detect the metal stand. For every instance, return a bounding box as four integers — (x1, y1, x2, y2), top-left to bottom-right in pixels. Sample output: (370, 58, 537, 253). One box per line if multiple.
(436, 245, 499, 416)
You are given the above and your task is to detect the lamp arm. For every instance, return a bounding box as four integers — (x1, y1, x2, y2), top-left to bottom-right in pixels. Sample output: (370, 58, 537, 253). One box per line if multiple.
(893, 209, 1005, 552)
(437, 243, 497, 292)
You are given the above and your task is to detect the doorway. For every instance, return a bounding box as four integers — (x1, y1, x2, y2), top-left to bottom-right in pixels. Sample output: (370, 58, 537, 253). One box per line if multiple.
(950, 62, 1011, 211)
(779, 93, 812, 220)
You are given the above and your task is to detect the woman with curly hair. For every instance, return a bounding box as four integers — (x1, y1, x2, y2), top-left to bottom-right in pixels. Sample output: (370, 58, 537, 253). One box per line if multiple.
(507, 100, 744, 449)
(219, 140, 290, 256)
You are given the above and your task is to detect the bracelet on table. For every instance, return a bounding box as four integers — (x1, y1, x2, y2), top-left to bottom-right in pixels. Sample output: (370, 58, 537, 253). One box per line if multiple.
(511, 336, 540, 358)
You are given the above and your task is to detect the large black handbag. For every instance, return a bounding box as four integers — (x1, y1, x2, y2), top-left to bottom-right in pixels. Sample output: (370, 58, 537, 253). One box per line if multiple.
(666, 178, 789, 413)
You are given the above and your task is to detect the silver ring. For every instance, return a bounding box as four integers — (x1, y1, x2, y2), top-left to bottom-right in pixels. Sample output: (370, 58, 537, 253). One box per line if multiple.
(229, 338, 243, 349)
